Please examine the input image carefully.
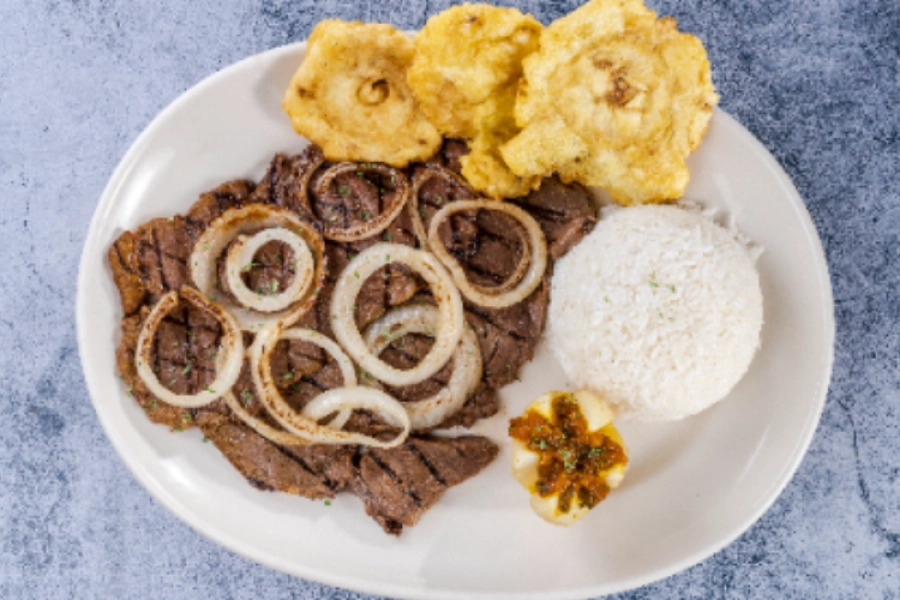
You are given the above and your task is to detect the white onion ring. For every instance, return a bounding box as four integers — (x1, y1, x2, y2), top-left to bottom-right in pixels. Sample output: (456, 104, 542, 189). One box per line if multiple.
(224, 227, 315, 313)
(223, 390, 309, 447)
(310, 162, 410, 242)
(408, 165, 475, 250)
(223, 326, 354, 446)
(190, 205, 326, 331)
(135, 288, 244, 409)
(427, 200, 548, 308)
(364, 305, 482, 430)
(302, 387, 411, 445)
(330, 243, 464, 387)
(251, 324, 409, 448)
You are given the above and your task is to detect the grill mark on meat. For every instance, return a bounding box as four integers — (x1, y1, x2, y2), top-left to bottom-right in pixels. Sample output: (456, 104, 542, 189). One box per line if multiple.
(151, 227, 175, 292)
(111, 243, 139, 276)
(351, 446, 365, 469)
(394, 345, 434, 368)
(183, 217, 205, 242)
(338, 197, 350, 230)
(366, 450, 426, 507)
(270, 444, 333, 488)
(452, 445, 470, 464)
(278, 244, 291, 283)
(160, 249, 189, 268)
(197, 412, 333, 499)
(407, 441, 448, 486)
(137, 239, 160, 298)
(381, 266, 392, 320)
(152, 326, 166, 389)
(248, 478, 274, 491)
(462, 263, 510, 285)
(481, 331, 503, 367)
(465, 305, 529, 342)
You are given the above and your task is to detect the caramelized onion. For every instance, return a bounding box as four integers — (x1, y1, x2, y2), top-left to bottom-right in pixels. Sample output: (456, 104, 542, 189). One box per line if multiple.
(427, 200, 548, 308)
(330, 244, 464, 387)
(407, 165, 475, 250)
(190, 205, 326, 331)
(225, 325, 356, 446)
(310, 162, 410, 242)
(223, 390, 308, 447)
(364, 305, 482, 430)
(251, 324, 409, 448)
(135, 288, 243, 408)
(224, 227, 315, 313)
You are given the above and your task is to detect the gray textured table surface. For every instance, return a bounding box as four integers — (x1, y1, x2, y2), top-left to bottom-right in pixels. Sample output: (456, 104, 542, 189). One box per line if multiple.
(2, 0, 898, 598)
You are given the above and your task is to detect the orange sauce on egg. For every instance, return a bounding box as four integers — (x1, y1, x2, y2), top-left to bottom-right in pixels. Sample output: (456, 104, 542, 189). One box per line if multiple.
(509, 393, 627, 513)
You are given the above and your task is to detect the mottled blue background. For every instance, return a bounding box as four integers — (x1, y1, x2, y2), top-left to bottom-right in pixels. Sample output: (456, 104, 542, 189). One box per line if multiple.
(1, 0, 898, 598)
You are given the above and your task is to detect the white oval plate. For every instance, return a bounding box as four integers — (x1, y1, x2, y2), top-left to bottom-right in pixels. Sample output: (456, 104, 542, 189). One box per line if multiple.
(77, 42, 834, 599)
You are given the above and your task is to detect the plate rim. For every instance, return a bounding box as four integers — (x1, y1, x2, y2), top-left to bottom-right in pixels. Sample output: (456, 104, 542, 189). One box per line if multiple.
(76, 40, 836, 600)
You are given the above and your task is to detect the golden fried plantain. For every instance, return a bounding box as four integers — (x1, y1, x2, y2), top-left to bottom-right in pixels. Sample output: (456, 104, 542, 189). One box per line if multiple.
(500, 0, 719, 205)
(282, 20, 441, 167)
(460, 133, 542, 200)
(409, 4, 542, 198)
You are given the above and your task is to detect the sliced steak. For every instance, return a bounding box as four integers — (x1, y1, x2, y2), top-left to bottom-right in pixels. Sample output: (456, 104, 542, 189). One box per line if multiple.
(116, 311, 195, 430)
(249, 146, 325, 213)
(436, 384, 498, 430)
(116, 299, 225, 430)
(109, 180, 254, 316)
(108, 142, 594, 535)
(199, 407, 497, 535)
(352, 436, 498, 534)
(512, 177, 596, 259)
(197, 411, 334, 499)
(426, 138, 470, 174)
(279, 444, 358, 493)
(306, 160, 410, 236)
(214, 238, 299, 306)
(185, 179, 256, 231)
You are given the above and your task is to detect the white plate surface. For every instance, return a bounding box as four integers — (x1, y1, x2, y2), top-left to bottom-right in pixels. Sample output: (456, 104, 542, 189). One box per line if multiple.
(77, 42, 834, 599)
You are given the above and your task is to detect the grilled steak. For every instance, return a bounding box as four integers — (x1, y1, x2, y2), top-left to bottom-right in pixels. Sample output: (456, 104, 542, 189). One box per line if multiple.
(351, 435, 498, 533)
(198, 410, 497, 533)
(109, 180, 255, 317)
(109, 140, 595, 534)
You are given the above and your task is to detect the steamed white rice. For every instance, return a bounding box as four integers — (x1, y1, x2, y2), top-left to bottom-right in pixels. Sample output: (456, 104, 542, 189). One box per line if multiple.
(548, 204, 763, 421)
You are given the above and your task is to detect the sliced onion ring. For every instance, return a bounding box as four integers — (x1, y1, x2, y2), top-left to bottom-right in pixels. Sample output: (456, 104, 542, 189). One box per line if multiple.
(310, 162, 410, 242)
(408, 165, 475, 250)
(251, 324, 409, 448)
(330, 243, 464, 387)
(225, 227, 315, 313)
(223, 390, 308, 447)
(135, 288, 244, 409)
(302, 387, 411, 446)
(364, 305, 482, 430)
(224, 326, 357, 446)
(190, 204, 326, 331)
(427, 200, 548, 308)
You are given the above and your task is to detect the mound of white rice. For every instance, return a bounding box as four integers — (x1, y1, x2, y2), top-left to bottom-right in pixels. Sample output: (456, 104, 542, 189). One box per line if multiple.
(548, 204, 763, 421)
